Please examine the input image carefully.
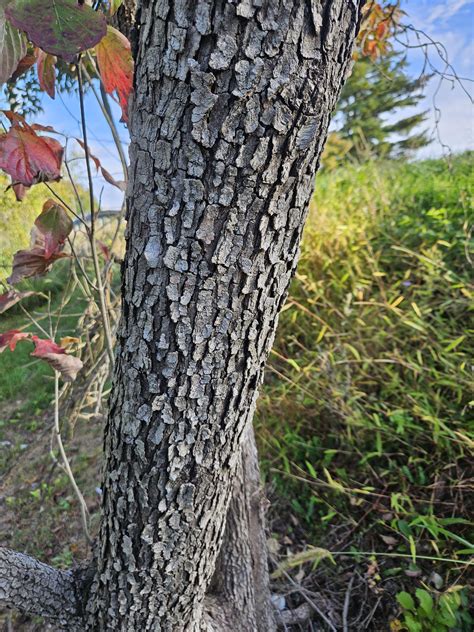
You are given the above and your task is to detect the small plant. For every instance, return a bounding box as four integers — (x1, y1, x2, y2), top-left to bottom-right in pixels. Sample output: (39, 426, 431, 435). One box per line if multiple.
(395, 587, 473, 632)
(51, 547, 74, 569)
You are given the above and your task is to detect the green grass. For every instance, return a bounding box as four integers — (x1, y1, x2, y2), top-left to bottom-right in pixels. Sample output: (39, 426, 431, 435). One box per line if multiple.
(257, 153, 473, 624)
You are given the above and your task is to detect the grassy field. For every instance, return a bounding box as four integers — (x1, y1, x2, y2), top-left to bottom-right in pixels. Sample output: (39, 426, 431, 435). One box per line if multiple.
(0, 154, 472, 630)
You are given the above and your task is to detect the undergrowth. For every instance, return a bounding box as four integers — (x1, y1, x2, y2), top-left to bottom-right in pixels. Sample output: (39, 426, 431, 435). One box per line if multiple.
(258, 153, 473, 628)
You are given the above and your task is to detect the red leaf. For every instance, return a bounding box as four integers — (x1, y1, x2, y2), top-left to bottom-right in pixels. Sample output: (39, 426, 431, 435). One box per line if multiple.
(0, 329, 29, 352)
(36, 49, 56, 99)
(31, 335, 83, 382)
(0, 331, 82, 381)
(11, 183, 27, 201)
(5, 0, 107, 63)
(95, 26, 133, 123)
(34, 199, 73, 258)
(376, 21, 388, 40)
(31, 335, 65, 356)
(0, 290, 34, 314)
(76, 138, 126, 191)
(8, 199, 71, 284)
(3, 110, 24, 125)
(8, 52, 36, 82)
(8, 248, 68, 285)
(97, 240, 111, 261)
(0, 113, 63, 188)
(30, 123, 58, 133)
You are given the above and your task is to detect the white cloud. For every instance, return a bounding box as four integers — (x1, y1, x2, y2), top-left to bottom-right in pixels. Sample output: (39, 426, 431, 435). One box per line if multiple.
(428, 0, 473, 25)
(418, 82, 474, 157)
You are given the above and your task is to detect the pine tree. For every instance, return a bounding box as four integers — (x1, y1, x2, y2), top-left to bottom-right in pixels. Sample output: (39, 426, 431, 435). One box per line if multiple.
(335, 52, 430, 159)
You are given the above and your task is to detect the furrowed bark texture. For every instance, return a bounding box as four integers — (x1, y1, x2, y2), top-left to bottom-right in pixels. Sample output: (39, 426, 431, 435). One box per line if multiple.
(113, 0, 137, 39)
(87, 1, 361, 630)
(209, 423, 275, 631)
(0, 548, 83, 630)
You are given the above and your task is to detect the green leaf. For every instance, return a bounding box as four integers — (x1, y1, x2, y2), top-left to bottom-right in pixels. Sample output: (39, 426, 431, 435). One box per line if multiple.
(436, 526, 474, 549)
(397, 591, 415, 611)
(305, 460, 317, 478)
(437, 610, 457, 628)
(0, 3, 26, 85)
(415, 589, 433, 616)
(397, 519, 412, 539)
(409, 534, 417, 563)
(444, 335, 465, 352)
(404, 614, 422, 632)
(5, 0, 106, 63)
(438, 594, 458, 626)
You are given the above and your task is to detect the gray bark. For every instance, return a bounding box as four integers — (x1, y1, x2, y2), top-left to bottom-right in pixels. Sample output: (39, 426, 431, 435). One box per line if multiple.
(112, 0, 137, 40)
(209, 424, 275, 631)
(86, 1, 361, 631)
(0, 1, 362, 630)
(0, 548, 83, 630)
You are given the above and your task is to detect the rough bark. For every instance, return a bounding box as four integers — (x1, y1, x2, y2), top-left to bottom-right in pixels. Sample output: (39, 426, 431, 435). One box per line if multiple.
(85, 1, 362, 631)
(112, 0, 137, 40)
(0, 548, 83, 630)
(209, 424, 275, 631)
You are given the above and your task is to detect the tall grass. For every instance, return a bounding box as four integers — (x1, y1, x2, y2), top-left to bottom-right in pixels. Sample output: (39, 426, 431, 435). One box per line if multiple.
(257, 154, 473, 604)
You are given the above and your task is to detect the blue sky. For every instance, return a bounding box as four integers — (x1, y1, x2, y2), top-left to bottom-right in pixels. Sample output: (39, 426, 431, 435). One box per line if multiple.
(3, 0, 473, 210)
(401, 0, 474, 157)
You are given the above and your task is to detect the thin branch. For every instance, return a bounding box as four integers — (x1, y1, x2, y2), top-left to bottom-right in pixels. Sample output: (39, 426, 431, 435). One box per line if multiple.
(342, 574, 355, 632)
(54, 372, 92, 545)
(77, 60, 115, 366)
(84, 53, 129, 180)
(64, 150, 86, 219)
(77, 62, 96, 224)
(43, 183, 88, 229)
(18, 303, 51, 338)
(393, 21, 473, 158)
(67, 236, 98, 292)
(271, 560, 338, 632)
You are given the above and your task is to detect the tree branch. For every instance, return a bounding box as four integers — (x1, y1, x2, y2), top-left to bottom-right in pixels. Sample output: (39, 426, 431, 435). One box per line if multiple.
(0, 548, 84, 630)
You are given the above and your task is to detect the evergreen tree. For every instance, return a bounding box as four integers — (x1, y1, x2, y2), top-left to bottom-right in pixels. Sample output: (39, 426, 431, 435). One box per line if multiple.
(335, 52, 431, 159)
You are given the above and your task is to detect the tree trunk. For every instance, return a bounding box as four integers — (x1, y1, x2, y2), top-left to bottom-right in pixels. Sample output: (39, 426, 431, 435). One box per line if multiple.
(206, 423, 275, 631)
(85, 1, 361, 630)
(112, 0, 137, 40)
(0, 1, 362, 630)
